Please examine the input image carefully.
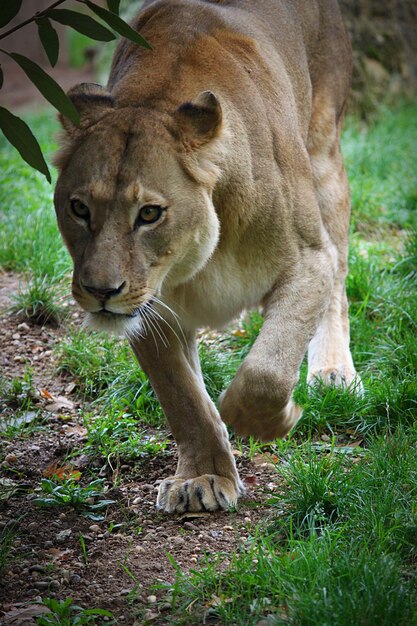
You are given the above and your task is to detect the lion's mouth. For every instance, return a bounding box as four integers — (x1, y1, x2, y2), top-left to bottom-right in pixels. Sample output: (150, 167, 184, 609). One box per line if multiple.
(96, 308, 141, 319)
(84, 307, 145, 337)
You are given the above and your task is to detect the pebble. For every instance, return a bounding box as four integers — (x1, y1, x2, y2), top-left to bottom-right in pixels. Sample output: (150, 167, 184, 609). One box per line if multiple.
(50, 580, 60, 591)
(29, 563, 45, 572)
(34, 581, 49, 590)
(120, 588, 131, 596)
(70, 574, 81, 584)
(45, 541, 53, 548)
(171, 536, 185, 546)
(147, 595, 157, 604)
(61, 569, 71, 582)
(143, 611, 158, 621)
(56, 529, 72, 543)
(89, 524, 101, 533)
(183, 522, 199, 531)
(4, 453, 18, 464)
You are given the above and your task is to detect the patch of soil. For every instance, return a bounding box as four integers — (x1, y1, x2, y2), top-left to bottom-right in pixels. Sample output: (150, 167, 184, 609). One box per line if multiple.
(0, 277, 284, 625)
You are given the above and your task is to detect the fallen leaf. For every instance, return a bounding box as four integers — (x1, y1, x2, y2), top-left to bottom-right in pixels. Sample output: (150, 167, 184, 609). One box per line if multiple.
(243, 475, 258, 486)
(43, 463, 81, 481)
(41, 388, 54, 400)
(348, 439, 363, 448)
(2, 604, 49, 625)
(45, 396, 75, 412)
(45, 547, 73, 561)
(0, 412, 37, 431)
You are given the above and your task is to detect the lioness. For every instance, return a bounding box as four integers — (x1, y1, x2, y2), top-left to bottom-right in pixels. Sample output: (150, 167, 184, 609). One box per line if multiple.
(54, 0, 360, 513)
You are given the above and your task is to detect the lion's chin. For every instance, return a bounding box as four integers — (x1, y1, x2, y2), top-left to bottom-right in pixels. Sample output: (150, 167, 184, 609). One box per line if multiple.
(83, 311, 144, 339)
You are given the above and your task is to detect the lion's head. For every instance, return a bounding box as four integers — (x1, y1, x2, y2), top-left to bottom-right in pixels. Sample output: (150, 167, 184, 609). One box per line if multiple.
(54, 83, 227, 336)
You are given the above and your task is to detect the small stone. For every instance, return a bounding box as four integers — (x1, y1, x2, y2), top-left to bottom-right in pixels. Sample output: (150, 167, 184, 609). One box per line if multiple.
(321, 434, 331, 441)
(56, 529, 72, 543)
(172, 536, 185, 545)
(12, 333, 20, 340)
(89, 524, 101, 533)
(4, 453, 18, 464)
(120, 588, 131, 596)
(29, 563, 45, 572)
(50, 580, 60, 591)
(132, 496, 142, 505)
(61, 569, 71, 582)
(183, 522, 198, 531)
(70, 574, 81, 584)
(45, 541, 53, 548)
(17, 323, 30, 331)
(223, 525, 233, 531)
(34, 581, 49, 590)
(147, 595, 157, 604)
(143, 610, 158, 621)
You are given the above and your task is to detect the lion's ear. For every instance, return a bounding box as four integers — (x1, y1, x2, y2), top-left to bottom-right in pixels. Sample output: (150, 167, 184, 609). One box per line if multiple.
(59, 83, 114, 136)
(175, 91, 222, 148)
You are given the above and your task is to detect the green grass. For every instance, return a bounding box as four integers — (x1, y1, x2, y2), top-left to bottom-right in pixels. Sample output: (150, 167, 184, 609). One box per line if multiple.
(35, 597, 114, 626)
(1, 102, 417, 624)
(163, 427, 417, 625)
(33, 477, 115, 521)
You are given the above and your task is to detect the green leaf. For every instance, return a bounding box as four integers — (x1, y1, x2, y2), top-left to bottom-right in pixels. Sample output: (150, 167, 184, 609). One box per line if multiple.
(0, 65, 3, 89)
(1, 51, 79, 125)
(0, 0, 22, 28)
(0, 106, 51, 182)
(106, 0, 121, 14)
(47, 8, 116, 42)
(83, 608, 114, 617)
(36, 17, 59, 67)
(85, 1, 151, 49)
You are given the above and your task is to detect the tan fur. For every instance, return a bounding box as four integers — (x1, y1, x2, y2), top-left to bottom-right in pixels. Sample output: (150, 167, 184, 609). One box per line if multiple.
(54, 0, 361, 513)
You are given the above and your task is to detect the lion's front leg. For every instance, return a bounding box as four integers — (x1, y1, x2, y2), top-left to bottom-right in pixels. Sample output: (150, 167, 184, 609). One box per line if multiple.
(220, 246, 335, 441)
(130, 330, 243, 514)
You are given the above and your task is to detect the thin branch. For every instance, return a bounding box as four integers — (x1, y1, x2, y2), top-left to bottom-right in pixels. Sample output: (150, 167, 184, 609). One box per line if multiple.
(0, 0, 69, 42)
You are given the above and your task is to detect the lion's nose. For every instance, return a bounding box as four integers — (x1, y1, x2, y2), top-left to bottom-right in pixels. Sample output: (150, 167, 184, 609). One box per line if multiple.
(83, 281, 126, 302)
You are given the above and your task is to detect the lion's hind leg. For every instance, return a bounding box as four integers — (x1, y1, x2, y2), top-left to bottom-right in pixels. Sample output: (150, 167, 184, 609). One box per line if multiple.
(306, 100, 362, 393)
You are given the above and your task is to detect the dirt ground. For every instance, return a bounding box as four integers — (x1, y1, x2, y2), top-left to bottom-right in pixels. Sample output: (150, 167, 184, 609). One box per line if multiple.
(0, 273, 284, 625)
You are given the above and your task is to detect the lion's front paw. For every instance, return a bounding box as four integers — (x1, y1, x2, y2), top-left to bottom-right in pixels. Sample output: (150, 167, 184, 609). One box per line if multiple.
(157, 474, 240, 514)
(308, 365, 364, 395)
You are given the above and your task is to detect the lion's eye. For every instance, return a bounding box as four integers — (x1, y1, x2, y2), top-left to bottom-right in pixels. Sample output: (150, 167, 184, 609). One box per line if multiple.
(70, 199, 90, 221)
(136, 205, 164, 226)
